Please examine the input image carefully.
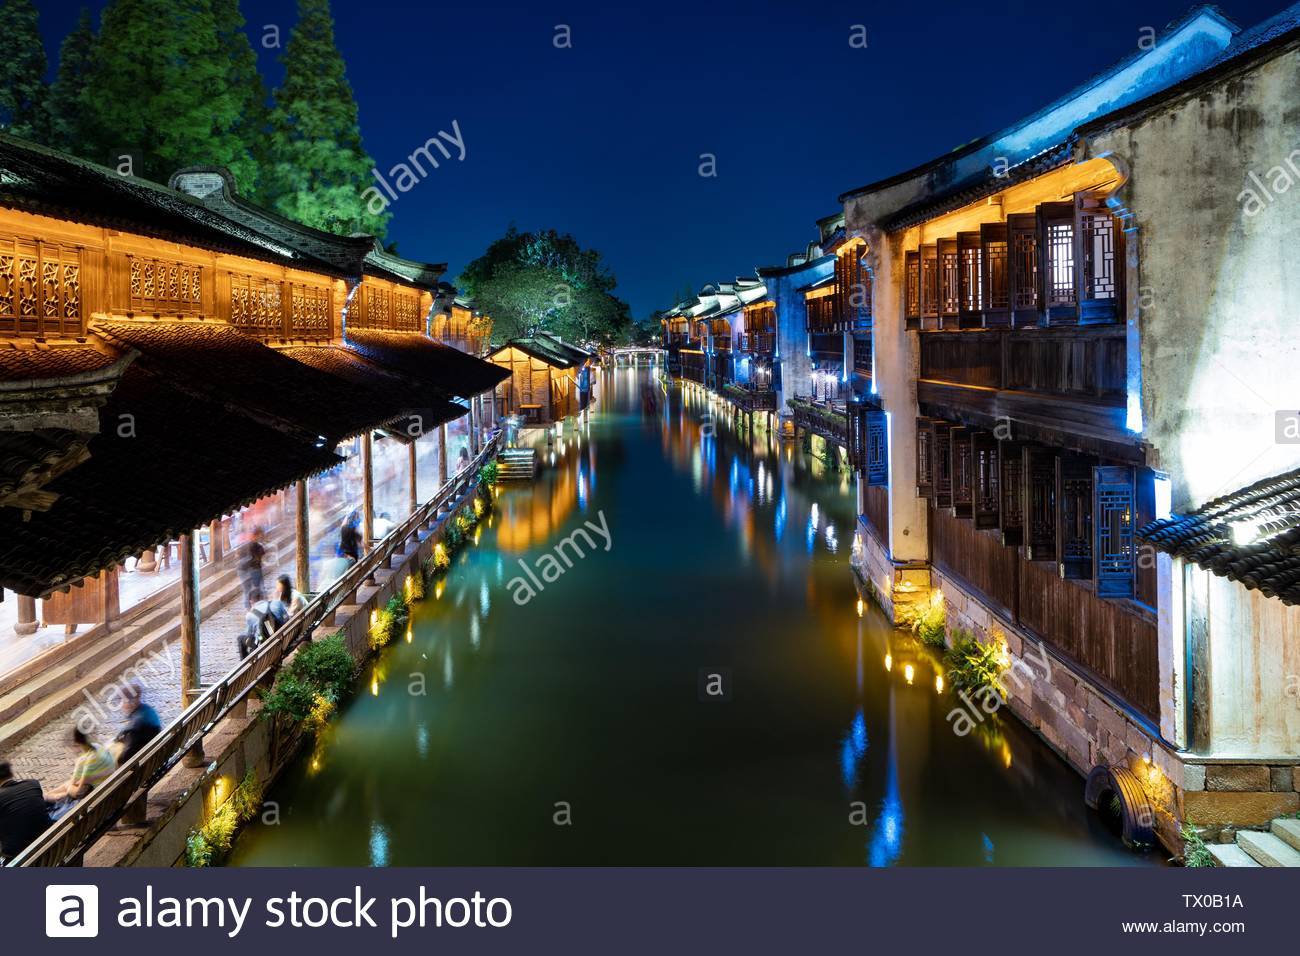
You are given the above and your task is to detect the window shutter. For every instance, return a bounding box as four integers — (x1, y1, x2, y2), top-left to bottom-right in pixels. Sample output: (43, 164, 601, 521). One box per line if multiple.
(1007, 213, 1039, 326)
(1037, 201, 1078, 323)
(1056, 453, 1094, 579)
(980, 222, 1010, 328)
(1075, 191, 1123, 325)
(973, 432, 1000, 529)
(933, 422, 953, 510)
(1022, 445, 1056, 561)
(866, 409, 888, 487)
(904, 251, 920, 328)
(916, 417, 935, 498)
(957, 231, 983, 328)
(998, 440, 1025, 546)
(1093, 465, 1136, 599)
(950, 426, 973, 518)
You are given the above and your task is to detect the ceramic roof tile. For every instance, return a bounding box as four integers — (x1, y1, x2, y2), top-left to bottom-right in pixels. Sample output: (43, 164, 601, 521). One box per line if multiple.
(1139, 466, 1300, 605)
(343, 329, 509, 398)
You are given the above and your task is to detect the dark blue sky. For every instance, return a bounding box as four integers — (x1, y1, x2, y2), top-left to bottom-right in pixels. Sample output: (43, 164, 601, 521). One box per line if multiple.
(34, 0, 1285, 318)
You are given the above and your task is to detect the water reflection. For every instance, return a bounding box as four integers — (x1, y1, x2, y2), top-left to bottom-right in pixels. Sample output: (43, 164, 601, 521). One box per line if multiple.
(231, 369, 1156, 867)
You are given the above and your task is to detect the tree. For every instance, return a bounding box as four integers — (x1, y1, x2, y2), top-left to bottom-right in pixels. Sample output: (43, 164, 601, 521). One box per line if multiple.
(44, 8, 96, 152)
(262, 0, 387, 238)
(79, 0, 264, 187)
(460, 227, 632, 346)
(0, 0, 48, 140)
(212, 0, 268, 198)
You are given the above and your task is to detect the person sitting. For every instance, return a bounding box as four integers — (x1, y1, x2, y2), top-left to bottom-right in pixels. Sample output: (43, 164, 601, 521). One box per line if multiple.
(239, 589, 287, 658)
(273, 574, 308, 619)
(113, 683, 161, 764)
(0, 760, 52, 862)
(45, 728, 116, 814)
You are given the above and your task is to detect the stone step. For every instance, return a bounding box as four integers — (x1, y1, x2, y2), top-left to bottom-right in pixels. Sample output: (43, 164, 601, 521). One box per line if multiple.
(1238, 830, 1300, 867)
(1271, 818, 1300, 853)
(1207, 844, 1261, 868)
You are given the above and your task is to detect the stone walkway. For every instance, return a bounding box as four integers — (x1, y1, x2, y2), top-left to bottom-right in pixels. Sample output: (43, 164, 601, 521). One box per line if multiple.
(4, 550, 296, 789)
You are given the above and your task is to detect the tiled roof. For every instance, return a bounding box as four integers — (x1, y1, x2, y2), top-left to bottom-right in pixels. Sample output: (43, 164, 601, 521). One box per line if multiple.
(0, 136, 334, 273)
(94, 321, 416, 443)
(277, 344, 467, 438)
(167, 167, 373, 278)
(0, 428, 90, 507)
(492, 337, 579, 369)
(1140, 467, 1300, 605)
(0, 365, 341, 596)
(363, 241, 446, 291)
(0, 343, 127, 384)
(343, 329, 509, 398)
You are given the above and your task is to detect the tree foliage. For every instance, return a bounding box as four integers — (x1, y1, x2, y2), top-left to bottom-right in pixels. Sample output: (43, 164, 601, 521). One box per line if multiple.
(0, 0, 48, 139)
(73, 0, 264, 190)
(262, 0, 388, 238)
(460, 227, 632, 346)
(43, 8, 96, 152)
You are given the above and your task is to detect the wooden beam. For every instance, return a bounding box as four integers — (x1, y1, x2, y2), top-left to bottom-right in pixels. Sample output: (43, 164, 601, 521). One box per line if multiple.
(178, 533, 200, 706)
(438, 423, 449, 485)
(407, 440, 418, 515)
(296, 480, 310, 593)
(361, 432, 375, 552)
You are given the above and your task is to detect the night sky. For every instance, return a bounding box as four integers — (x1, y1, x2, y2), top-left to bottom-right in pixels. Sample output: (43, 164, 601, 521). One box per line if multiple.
(34, 0, 1286, 319)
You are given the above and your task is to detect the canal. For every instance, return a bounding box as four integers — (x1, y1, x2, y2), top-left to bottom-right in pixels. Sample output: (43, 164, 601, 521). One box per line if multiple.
(231, 368, 1155, 866)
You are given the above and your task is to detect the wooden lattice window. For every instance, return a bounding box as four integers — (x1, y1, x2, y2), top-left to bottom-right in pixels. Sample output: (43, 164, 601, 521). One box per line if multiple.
(1056, 454, 1094, 579)
(920, 244, 939, 329)
(290, 283, 332, 337)
(1076, 192, 1121, 324)
(957, 232, 983, 325)
(1038, 202, 1077, 317)
(1008, 213, 1039, 324)
(950, 427, 973, 518)
(938, 239, 959, 324)
(230, 273, 283, 333)
(904, 251, 920, 327)
(933, 421, 952, 510)
(1022, 446, 1056, 561)
(916, 417, 934, 498)
(129, 256, 202, 316)
(356, 284, 424, 331)
(980, 222, 1010, 327)
(973, 432, 1000, 529)
(862, 408, 887, 486)
(999, 440, 1024, 546)
(1093, 465, 1136, 598)
(0, 236, 83, 337)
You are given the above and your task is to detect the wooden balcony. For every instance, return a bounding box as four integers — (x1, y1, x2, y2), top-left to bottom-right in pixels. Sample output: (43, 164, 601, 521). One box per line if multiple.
(739, 332, 775, 353)
(917, 325, 1137, 462)
(722, 382, 776, 412)
(790, 398, 848, 447)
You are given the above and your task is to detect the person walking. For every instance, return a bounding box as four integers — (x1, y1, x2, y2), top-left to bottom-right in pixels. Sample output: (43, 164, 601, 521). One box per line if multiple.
(339, 511, 362, 562)
(0, 761, 51, 862)
(238, 526, 267, 602)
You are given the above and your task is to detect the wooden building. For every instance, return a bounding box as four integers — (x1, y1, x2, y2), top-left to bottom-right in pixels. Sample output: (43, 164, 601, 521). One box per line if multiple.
(488, 333, 593, 425)
(838, 3, 1300, 849)
(0, 136, 506, 693)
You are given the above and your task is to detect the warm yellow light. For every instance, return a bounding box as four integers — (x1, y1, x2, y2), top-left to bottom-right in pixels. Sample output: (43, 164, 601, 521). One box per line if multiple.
(935, 674, 944, 694)
(370, 676, 379, 696)
(904, 663, 915, 685)
(405, 629, 412, 643)
(884, 653, 892, 672)
(856, 598, 864, 618)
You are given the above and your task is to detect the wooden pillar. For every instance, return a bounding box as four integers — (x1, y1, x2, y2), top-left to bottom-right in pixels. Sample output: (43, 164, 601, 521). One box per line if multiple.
(407, 440, 419, 514)
(99, 567, 120, 626)
(178, 533, 200, 707)
(209, 518, 224, 563)
(361, 432, 375, 551)
(295, 480, 310, 594)
(438, 423, 449, 485)
(14, 594, 38, 636)
(470, 396, 481, 454)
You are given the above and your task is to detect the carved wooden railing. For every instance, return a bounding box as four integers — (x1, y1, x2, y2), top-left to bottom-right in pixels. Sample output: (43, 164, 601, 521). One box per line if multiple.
(790, 398, 848, 446)
(8, 432, 502, 868)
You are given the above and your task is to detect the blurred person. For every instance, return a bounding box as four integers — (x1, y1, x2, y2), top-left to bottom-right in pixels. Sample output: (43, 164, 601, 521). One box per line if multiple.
(339, 511, 362, 562)
(239, 589, 286, 659)
(274, 574, 307, 617)
(45, 728, 116, 815)
(0, 761, 51, 861)
(113, 683, 161, 763)
(238, 526, 266, 602)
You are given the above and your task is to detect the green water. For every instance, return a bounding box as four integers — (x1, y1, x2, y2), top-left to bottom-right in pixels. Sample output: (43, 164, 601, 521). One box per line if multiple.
(230, 368, 1156, 866)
